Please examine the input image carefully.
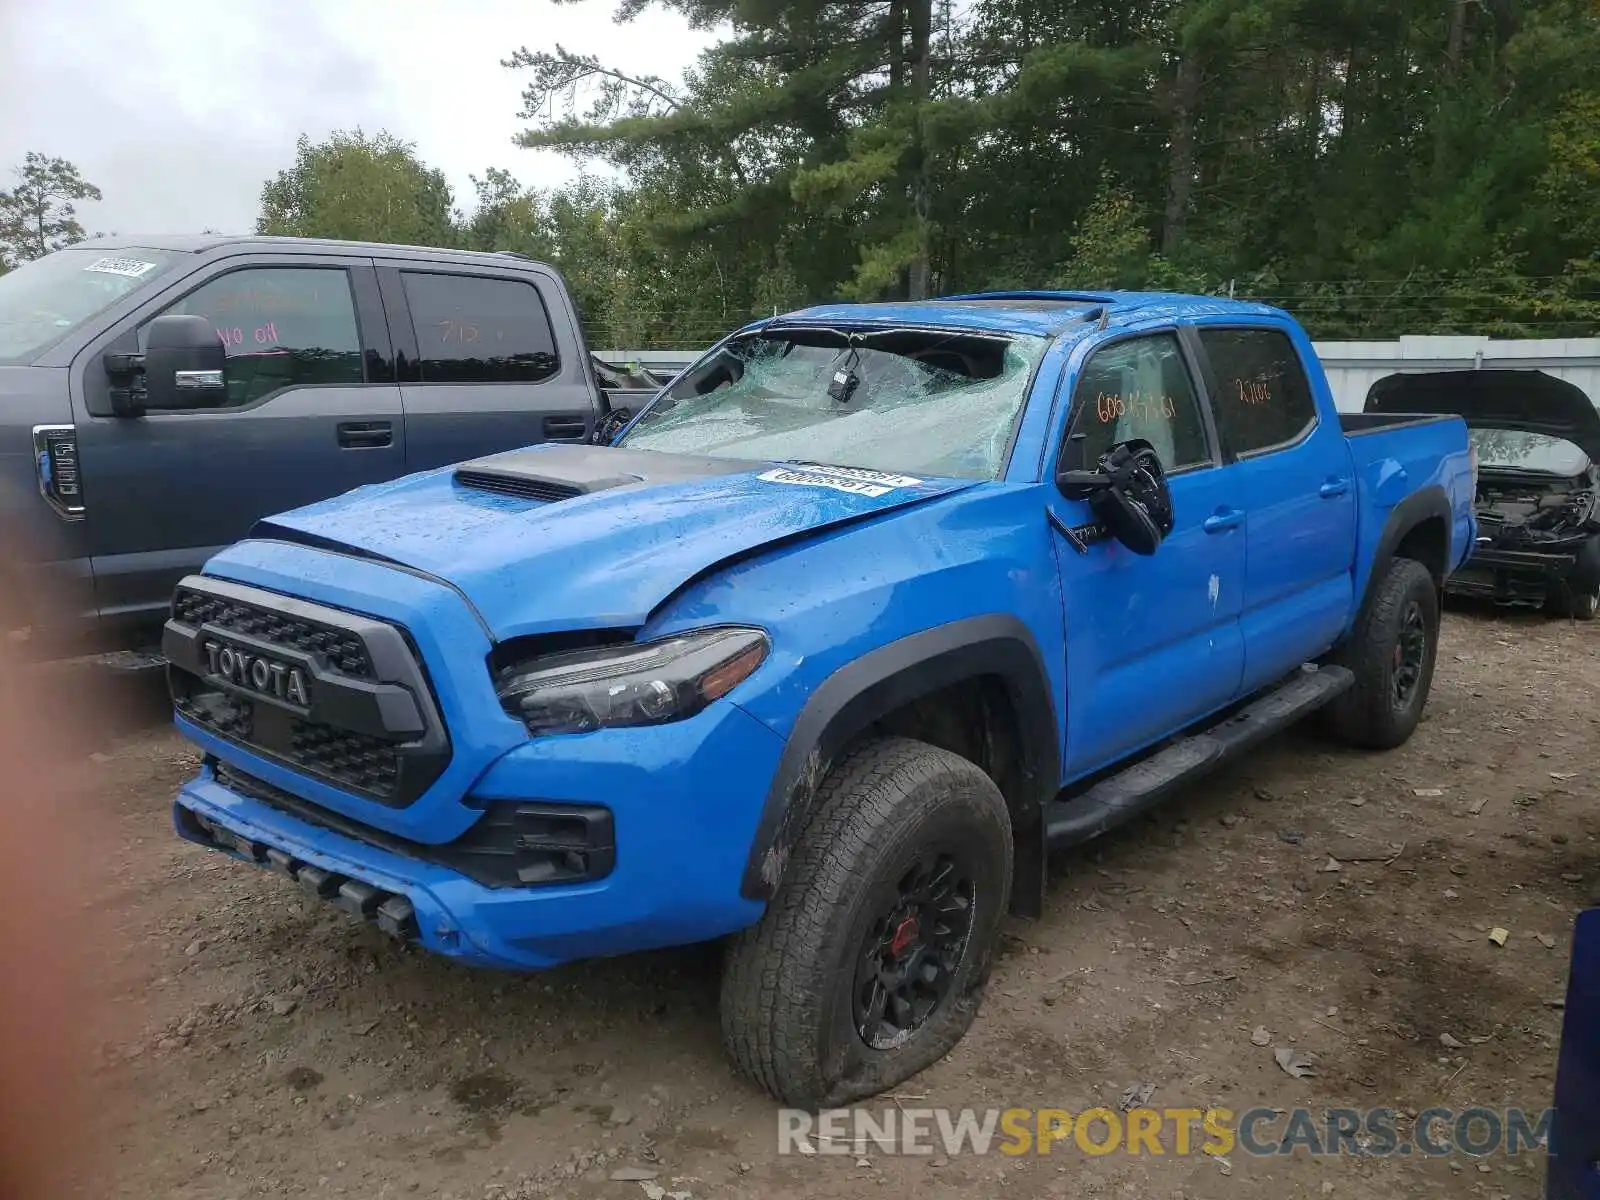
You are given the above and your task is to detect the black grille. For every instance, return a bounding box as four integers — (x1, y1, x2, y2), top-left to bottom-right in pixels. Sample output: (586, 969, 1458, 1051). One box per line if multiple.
(287, 722, 400, 795)
(173, 588, 373, 677)
(164, 578, 451, 807)
(453, 469, 580, 503)
(174, 689, 253, 740)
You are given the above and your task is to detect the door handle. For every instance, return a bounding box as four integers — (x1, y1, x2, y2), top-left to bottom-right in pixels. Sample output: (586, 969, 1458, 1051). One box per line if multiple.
(337, 420, 393, 449)
(542, 415, 589, 441)
(1319, 477, 1351, 499)
(1203, 507, 1244, 534)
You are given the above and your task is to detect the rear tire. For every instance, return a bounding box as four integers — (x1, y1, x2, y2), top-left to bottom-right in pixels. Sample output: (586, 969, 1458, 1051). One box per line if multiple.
(720, 737, 1012, 1109)
(1324, 557, 1440, 750)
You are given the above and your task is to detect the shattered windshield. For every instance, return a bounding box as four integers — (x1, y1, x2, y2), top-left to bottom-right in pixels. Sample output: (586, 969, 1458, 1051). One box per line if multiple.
(0, 246, 183, 362)
(617, 326, 1050, 480)
(1469, 427, 1591, 476)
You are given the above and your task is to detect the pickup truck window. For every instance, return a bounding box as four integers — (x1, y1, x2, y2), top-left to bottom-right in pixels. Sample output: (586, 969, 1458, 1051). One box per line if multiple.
(401, 272, 560, 385)
(617, 327, 1050, 480)
(148, 267, 364, 408)
(0, 245, 182, 362)
(1200, 328, 1316, 456)
(1064, 332, 1210, 472)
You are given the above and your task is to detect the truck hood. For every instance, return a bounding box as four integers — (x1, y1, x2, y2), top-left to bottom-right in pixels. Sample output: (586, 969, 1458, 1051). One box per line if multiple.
(1365, 370, 1600, 461)
(248, 444, 976, 638)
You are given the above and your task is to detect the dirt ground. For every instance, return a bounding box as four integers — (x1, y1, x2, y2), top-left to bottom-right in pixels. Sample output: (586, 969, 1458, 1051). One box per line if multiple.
(70, 604, 1597, 1200)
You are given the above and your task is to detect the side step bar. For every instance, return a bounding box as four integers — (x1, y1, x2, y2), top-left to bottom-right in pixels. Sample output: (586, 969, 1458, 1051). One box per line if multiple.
(1044, 664, 1354, 848)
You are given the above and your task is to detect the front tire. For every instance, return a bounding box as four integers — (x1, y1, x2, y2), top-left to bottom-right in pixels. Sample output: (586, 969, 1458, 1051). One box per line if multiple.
(1548, 584, 1599, 621)
(1324, 557, 1440, 750)
(720, 737, 1012, 1109)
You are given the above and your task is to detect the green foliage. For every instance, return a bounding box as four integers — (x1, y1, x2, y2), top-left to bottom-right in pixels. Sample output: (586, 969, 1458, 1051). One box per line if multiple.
(496, 0, 1600, 342)
(234, 0, 1600, 347)
(257, 130, 459, 247)
(1054, 170, 1151, 290)
(0, 152, 102, 269)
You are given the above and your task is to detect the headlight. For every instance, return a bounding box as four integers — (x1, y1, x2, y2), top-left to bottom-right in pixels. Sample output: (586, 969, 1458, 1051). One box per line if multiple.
(494, 627, 770, 736)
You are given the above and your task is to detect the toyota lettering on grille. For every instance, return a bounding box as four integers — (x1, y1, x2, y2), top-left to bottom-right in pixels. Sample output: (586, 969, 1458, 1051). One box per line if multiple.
(201, 638, 310, 707)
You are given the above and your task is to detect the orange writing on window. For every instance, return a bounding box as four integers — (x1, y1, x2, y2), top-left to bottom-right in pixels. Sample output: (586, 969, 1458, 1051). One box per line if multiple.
(1094, 390, 1178, 424)
(1234, 377, 1271, 406)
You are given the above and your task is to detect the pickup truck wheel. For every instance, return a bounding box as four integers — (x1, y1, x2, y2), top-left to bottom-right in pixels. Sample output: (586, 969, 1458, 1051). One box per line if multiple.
(720, 737, 1012, 1109)
(1325, 557, 1440, 750)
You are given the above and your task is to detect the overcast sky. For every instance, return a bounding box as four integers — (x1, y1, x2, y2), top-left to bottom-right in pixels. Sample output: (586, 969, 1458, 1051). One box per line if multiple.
(0, 0, 716, 237)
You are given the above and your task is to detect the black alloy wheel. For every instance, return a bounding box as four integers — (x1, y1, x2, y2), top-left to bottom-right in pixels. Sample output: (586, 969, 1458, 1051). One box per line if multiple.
(852, 849, 977, 1050)
(1391, 599, 1429, 710)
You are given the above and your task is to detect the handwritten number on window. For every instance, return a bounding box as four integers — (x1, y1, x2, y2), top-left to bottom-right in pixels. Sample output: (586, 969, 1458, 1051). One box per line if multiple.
(1234, 377, 1271, 406)
(1095, 391, 1179, 424)
(437, 320, 482, 345)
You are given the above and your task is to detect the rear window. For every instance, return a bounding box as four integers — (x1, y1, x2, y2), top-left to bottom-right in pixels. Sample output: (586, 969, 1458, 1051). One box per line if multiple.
(1200, 328, 1317, 456)
(401, 272, 560, 385)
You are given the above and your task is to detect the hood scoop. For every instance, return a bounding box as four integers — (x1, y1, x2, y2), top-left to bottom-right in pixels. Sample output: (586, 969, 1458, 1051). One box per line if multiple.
(452, 444, 751, 504)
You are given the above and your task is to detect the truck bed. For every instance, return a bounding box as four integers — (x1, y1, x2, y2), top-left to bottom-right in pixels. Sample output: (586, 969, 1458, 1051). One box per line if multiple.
(1339, 411, 1462, 436)
(1340, 408, 1477, 615)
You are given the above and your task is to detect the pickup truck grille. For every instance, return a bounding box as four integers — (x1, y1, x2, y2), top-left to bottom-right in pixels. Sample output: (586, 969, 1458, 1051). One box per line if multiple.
(172, 589, 373, 678)
(286, 721, 400, 796)
(164, 578, 451, 806)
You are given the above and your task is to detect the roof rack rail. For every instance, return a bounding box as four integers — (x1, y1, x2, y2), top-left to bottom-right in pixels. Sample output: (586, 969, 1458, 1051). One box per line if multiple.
(934, 289, 1119, 305)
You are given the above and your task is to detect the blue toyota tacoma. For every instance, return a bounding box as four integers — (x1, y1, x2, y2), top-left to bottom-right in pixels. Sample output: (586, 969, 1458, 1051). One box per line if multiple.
(166, 291, 1476, 1107)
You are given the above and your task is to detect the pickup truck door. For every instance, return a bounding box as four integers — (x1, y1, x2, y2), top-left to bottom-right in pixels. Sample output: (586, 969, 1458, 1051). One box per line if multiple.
(375, 262, 600, 472)
(1189, 324, 1358, 694)
(1048, 329, 1247, 778)
(71, 256, 406, 629)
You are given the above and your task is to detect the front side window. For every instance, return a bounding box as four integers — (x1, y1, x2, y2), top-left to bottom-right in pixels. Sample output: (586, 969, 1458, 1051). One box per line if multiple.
(618, 326, 1050, 480)
(1201, 327, 1317, 456)
(1064, 332, 1211, 472)
(0, 246, 182, 363)
(401, 272, 560, 384)
(149, 267, 363, 408)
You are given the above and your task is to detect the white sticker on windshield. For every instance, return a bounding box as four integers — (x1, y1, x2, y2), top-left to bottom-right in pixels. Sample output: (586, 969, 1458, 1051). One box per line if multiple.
(758, 464, 924, 499)
(83, 257, 157, 278)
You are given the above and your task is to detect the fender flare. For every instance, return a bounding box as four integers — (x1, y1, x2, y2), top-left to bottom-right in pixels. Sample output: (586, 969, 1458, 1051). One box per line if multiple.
(738, 614, 1061, 916)
(1348, 485, 1454, 640)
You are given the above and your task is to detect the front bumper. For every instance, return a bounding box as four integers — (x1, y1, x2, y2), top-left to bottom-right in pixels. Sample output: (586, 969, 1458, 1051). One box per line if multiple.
(174, 689, 785, 972)
(1445, 545, 1581, 606)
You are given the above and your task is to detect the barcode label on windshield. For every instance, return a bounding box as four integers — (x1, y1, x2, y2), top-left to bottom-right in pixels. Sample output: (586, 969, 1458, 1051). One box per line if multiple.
(84, 257, 157, 278)
(758, 464, 923, 498)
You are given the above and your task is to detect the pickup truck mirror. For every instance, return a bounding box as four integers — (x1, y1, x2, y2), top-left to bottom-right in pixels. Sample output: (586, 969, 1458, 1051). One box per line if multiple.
(1054, 440, 1175, 557)
(140, 315, 228, 414)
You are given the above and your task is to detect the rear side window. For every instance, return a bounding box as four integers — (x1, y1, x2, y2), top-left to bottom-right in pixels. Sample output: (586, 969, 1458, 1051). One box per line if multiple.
(401, 272, 560, 384)
(1200, 328, 1317, 455)
(1064, 332, 1211, 472)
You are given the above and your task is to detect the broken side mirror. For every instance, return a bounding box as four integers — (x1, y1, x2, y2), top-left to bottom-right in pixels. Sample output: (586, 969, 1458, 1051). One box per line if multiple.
(1054, 439, 1175, 556)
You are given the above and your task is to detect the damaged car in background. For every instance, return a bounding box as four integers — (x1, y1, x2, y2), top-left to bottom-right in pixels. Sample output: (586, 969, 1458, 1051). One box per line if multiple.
(1365, 370, 1600, 620)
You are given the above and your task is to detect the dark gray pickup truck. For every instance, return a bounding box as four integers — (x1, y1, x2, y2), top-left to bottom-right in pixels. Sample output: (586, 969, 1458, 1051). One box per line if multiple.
(0, 235, 659, 656)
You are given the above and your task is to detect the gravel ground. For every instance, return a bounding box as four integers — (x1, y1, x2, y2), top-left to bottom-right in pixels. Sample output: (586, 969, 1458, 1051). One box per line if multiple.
(69, 604, 1599, 1199)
